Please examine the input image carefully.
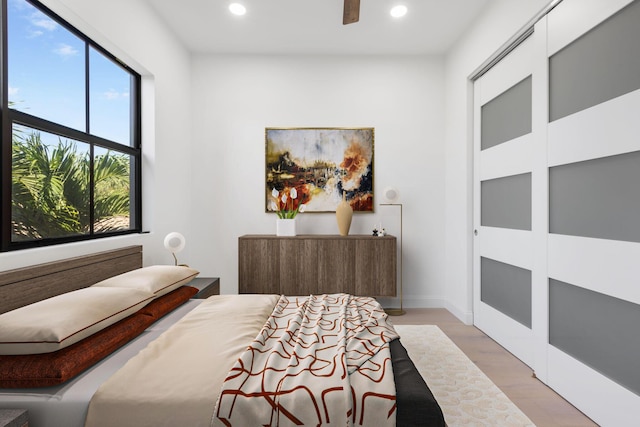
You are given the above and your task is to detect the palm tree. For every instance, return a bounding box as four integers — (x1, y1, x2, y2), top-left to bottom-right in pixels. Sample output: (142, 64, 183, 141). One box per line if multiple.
(12, 131, 85, 239)
(11, 128, 131, 241)
(93, 150, 131, 232)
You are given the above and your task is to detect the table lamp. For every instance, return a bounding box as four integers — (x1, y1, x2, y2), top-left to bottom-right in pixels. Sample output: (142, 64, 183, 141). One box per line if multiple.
(164, 232, 187, 266)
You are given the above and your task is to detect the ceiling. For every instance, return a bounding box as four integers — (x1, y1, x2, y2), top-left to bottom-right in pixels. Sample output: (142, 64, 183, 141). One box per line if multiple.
(143, 0, 493, 55)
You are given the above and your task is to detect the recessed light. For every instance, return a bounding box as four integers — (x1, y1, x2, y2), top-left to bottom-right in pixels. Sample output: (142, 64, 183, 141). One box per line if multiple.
(390, 5, 408, 18)
(229, 3, 246, 16)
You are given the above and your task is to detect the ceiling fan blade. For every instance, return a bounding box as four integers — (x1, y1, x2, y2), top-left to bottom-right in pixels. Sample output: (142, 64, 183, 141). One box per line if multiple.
(343, 0, 360, 25)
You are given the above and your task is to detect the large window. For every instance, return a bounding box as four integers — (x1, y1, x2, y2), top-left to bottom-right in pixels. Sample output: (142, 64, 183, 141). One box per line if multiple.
(1, 0, 141, 251)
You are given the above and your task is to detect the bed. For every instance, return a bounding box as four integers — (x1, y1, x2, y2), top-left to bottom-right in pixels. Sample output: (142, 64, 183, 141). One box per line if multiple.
(0, 246, 445, 427)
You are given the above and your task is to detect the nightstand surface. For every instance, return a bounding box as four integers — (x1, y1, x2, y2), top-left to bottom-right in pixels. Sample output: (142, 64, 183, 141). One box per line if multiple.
(189, 277, 220, 299)
(0, 409, 28, 427)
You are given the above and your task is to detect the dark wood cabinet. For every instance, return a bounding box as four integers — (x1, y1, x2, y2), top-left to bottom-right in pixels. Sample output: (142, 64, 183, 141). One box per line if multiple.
(238, 235, 396, 296)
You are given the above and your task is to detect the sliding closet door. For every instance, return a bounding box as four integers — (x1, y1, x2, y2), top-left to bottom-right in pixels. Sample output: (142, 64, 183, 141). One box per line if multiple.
(472, 26, 548, 370)
(545, 0, 640, 424)
(473, 1, 640, 423)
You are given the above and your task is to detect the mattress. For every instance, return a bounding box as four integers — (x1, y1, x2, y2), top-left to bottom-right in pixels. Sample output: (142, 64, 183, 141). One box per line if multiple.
(86, 294, 445, 427)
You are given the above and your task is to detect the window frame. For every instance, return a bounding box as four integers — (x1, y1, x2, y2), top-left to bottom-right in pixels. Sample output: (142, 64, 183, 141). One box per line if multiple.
(0, 0, 142, 251)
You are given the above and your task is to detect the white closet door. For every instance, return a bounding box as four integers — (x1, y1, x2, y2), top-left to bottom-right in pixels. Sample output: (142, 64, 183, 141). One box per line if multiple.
(545, 0, 640, 424)
(472, 0, 640, 423)
(472, 26, 548, 371)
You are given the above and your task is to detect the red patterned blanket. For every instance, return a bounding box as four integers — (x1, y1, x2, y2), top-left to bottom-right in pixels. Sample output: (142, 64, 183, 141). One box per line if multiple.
(214, 293, 399, 426)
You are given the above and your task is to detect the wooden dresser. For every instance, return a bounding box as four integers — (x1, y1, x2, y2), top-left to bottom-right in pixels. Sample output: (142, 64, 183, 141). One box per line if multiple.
(238, 235, 396, 296)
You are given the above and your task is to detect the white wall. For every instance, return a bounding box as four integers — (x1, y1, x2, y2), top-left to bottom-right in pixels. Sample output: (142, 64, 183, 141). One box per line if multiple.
(0, 0, 556, 320)
(443, 0, 552, 323)
(189, 54, 447, 306)
(0, 0, 193, 271)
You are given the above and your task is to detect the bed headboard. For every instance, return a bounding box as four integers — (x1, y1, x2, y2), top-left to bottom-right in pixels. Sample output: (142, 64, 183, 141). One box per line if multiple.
(0, 245, 142, 315)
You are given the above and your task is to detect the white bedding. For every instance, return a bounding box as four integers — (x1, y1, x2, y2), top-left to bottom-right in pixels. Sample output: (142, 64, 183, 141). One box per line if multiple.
(84, 294, 280, 427)
(0, 300, 202, 427)
(1, 294, 396, 427)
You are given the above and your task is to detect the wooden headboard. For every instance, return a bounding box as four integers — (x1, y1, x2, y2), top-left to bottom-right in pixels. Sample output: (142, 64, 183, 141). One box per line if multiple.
(0, 245, 142, 314)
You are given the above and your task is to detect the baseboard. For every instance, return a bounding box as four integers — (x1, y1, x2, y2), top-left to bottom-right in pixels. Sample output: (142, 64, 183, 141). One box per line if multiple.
(443, 300, 474, 325)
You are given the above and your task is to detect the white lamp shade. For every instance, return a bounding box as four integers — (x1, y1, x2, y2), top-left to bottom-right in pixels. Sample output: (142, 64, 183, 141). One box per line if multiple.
(164, 232, 186, 253)
(383, 186, 400, 203)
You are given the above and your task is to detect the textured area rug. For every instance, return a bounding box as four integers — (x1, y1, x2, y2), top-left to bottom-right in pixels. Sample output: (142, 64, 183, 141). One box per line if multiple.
(395, 325, 535, 427)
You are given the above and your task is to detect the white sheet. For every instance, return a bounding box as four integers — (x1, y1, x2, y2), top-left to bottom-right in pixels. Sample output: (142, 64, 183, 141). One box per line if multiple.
(84, 294, 280, 427)
(0, 300, 203, 427)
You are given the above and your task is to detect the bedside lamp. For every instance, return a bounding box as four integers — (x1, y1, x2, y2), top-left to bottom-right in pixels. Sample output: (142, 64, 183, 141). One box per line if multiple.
(381, 187, 405, 316)
(164, 232, 187, 266)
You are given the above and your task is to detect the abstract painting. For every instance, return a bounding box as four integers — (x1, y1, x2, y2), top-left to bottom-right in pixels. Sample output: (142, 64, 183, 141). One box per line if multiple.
(266, 128, 374, 212)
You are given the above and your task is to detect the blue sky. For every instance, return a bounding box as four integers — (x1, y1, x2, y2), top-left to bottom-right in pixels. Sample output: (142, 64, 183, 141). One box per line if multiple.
(8, 0, 132, 148)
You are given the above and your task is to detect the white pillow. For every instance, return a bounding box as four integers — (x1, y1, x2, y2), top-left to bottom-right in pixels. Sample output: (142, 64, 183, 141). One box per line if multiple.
(92, 265, 199, 297)
(0, 287, 154, 355)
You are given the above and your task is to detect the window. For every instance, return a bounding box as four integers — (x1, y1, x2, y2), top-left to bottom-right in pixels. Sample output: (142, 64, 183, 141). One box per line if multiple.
(1, 0, 141, 251)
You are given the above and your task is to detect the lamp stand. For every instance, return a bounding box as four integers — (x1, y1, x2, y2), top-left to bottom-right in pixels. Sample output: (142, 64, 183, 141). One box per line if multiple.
(171, 252, 190, 267)
(381, 203, 405, 316)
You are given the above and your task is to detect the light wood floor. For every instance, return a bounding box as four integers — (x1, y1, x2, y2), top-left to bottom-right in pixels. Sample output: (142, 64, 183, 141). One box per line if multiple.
(391, 308, 598, 427)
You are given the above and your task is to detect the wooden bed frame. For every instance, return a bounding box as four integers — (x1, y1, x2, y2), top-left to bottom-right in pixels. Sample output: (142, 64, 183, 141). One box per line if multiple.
(0, 245, 142, 314)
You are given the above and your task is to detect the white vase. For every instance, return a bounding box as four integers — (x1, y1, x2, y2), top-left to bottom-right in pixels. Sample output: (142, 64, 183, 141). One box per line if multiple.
(276, 218, 296, 236)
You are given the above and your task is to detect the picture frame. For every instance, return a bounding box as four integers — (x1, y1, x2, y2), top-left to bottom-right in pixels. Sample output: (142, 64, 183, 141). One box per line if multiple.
(265, 127, 374, 213)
